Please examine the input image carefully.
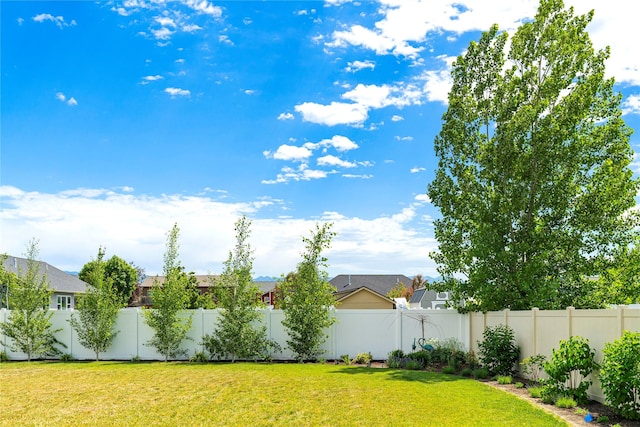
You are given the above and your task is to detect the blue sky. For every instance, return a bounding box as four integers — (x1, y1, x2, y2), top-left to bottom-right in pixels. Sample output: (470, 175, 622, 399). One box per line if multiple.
(2, 0, 639, 278)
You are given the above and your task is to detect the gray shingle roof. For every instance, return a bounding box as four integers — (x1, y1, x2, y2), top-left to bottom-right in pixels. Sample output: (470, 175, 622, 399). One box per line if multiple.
(329, 274, 413, 297)
(2, 256, 88, 294)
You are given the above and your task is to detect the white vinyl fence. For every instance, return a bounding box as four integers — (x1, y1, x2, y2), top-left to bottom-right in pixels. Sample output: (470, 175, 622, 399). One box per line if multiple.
(0, 308, 469, 362)
(2, 306, 638, 403)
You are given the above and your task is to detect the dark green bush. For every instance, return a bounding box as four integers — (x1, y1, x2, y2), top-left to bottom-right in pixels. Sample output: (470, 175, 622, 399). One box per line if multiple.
(542, 336, 597, 405)
(408, 350, 432, 367)
(472, 367, 489, 379)
(599, 331, 640, 420)
(353, 352, 373, 365)
(460, 367, 472, 377)
(477, 324, 520, 376)
(442, 365, 457, 374)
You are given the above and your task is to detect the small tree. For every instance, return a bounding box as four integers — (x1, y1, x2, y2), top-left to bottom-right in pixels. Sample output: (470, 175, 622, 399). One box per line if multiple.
(69, 248, 122, 361)
(0, 240, 62, 361)
(542, 336, 598, 404)
(477, 324, 520, 376)
(278, 223, 337, 362)
(143, 224, 193, 361)
(203, 216, 278, 361)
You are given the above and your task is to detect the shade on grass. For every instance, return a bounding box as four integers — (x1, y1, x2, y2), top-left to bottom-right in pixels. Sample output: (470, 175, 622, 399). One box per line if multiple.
(0, 362, 567, 426)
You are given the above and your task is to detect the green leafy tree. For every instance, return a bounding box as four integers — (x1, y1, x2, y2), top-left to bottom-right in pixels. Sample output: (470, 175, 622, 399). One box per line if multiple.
(0, 240, 62, 361)
(427, 0, 639, 312)
(69, 248, 122, 361)
(278, 223, 337, 362)
(203, 216, 278, 361)
(143, 224, 193, 361)
(79, 253, 138, 306)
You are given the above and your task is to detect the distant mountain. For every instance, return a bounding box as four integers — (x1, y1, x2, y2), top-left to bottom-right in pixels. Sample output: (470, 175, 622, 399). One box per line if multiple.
(65, 271, 80, 276)
(254, 275, 279, 282)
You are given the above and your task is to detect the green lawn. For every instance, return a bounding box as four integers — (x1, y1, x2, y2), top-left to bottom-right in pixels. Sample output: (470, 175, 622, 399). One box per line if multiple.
(0, 362, 567, 426)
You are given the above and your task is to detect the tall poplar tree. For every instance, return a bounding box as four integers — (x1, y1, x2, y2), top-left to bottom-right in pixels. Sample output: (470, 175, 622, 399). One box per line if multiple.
(278, 223, 337, 362)
(428, 0, 639, 312)
(70, 248, 122, 361)
(203, 216, 278, 361)
(143, 224, 193, 361)
(0, 240, 61, 361)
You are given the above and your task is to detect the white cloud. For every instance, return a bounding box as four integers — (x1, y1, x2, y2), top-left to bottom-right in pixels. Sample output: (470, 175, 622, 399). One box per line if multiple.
(182, 24, 203, 32)
(345, 60, 375, 72)
(395, 136, 414, 142)
(184, 0, 222, 17)
(244, 89, 257, 95)
(32, 13, 76, 29)
(152, 27, 174, 40)
(265, 145, 312, 162)
(304, 135, 359, 152)
(56, 92, 77, 106)
(155, 16, 176, 27)
(622, 94, 640, 115)
(17, 17, 24, 25)
(165, 87, 190, 97)
(410, 167, 425, 173)
(219, 35, 233, 45)
(391, 115, 404, 122)
(277, 112, 294, 120)
(342, 174, 374, 179)
(294, 101, 368, 126)
(142, 75, 164, 84)
(414, 194, 431, 203)
(0, 186, 441, 276)
(317, 155, 356, 168)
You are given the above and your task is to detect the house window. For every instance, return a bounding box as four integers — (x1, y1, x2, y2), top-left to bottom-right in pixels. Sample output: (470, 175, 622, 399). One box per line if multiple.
(57, 295, 72, 310)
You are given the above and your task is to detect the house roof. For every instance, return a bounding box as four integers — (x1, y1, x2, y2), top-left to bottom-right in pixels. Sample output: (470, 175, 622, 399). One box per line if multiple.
(140, 275, 276, 294)
(334, 286, 396, 305)
(329, 274, 413, 298)
(2, 256, 88, 294)
(409, 288, 426, 304)
(140, 275, 219, 288)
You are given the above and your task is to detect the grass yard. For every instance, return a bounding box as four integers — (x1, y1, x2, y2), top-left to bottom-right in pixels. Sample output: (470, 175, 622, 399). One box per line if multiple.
(0, 362, 567, 426)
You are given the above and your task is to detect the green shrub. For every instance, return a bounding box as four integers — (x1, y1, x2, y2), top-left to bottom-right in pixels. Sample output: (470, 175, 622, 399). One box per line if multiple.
(130, 355, 140, 363)
(472, 367, 489, 379)
(599, 331, 640, 420)
(555, 395, 577, 409)
(404, 359, 423, 370)
(465, 350, 479, 369)
(352, 352, 373, 365)
(0, 351, 9, 362)
(340, 354, 351, 365)
(497, 375, 512, 385)
(542, 336, 597, 404)
(520, 354, 546, 384)
(596, 416, 609, 423)
(408, 350, 431, 367)
(59, 353, 74, 362)
(477, 324, 520, 376)
(442, 365, 457, 374)
(515, 382, 524, 389)
(460, 367, 472, 377)
(190, 351, 208, 363)
(528, 386, 543, 398)
(388, 349, 404, 359)
(574, 407, 589, 416)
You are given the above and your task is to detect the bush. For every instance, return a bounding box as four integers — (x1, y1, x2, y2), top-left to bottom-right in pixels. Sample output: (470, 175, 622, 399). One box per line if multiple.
(408, 350, 431, 367)
(340, 354, 351, 365)
(542, 336, 597, 405)
(497, 376, 512, 385)
(0, 351, 9, 362)
(520, 354, 546, 384)
(472, 367, 489, 379)
(528, 387, 543, 398)
(460, 367, 472, 377)
(477, 324, 520, 376)
(59, 353, 73, 362)
(190, 351, 208, 363)
(353, 352, 373, 365)
(555, 395, 577, 409)
(596, 416, 609, 423)
(442, 365, 457, 374)
(405, 359, 423, 370)
(515, 382, 525, 389)
(599, 331, 640, 420)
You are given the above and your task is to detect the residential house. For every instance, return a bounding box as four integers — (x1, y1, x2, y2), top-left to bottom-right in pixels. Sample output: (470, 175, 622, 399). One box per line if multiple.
(329, 274, 413, 309)
(1, 255, 88, 310)
(133, 274, 219, 307)
(409, 288, 453, 309)
(257, 281, 277, 306)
